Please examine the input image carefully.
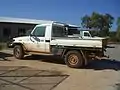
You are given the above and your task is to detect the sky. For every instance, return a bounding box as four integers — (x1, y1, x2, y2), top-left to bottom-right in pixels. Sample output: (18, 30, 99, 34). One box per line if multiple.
(0, 0, 119, 30)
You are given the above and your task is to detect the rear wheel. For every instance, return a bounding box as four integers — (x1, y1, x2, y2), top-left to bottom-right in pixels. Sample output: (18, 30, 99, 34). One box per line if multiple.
(64, 50, 84, 68)
(13, 45, 24, 59)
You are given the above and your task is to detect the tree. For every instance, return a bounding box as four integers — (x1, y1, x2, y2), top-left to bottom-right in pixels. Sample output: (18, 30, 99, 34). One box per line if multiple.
(117, 17, 120, 26)
(81, 12, 114, 36)
(81, 15, 91, 29)
(116, 17, 120, 41)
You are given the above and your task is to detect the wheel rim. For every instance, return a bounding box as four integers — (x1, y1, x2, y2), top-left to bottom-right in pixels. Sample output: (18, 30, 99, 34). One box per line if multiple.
(15, 48, 20, 57)
(68, 54, 79, 65)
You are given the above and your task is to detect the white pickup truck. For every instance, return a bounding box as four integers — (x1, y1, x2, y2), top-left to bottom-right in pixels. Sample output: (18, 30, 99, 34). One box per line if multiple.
(9, 22, 108, 68)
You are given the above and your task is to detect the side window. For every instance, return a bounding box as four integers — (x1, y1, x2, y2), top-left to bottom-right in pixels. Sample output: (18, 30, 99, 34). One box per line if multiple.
(32, 26, 46, 37)
(84, 32, 90, 37)
(52, 26, 65, 37)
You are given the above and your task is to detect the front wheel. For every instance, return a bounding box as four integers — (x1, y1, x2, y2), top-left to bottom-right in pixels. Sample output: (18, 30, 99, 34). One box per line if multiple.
(13, 45, 24, 59)
(64, 50, 84, 68)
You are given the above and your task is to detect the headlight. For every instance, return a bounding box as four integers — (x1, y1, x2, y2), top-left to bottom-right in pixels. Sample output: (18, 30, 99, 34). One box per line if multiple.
(7, 39, 15, 48)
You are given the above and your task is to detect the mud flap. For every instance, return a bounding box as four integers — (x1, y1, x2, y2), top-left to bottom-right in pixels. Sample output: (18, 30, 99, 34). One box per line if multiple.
(80, 50, 88, 65)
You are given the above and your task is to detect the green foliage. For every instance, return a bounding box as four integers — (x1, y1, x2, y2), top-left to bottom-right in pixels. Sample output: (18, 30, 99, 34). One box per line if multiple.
(81, 15, 91, 29)
(116, 17, 120, 41)
(117, 17, 120, 26)
(116, 26, 120, 37)
(108, 31, 120, 42)
(89, 30, 99, 36)
(109, 31, 116, 37)
(107, 17, 120, 42)
(81, 12, 114, 37)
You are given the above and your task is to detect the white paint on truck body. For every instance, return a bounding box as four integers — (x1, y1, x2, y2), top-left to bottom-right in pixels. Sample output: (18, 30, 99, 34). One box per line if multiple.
(50, 38, 103, 48)
(13, 22, 108, 54)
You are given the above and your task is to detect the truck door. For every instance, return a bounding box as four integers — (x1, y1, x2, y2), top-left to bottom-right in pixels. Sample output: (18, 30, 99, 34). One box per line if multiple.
(28, 25, 47, 52)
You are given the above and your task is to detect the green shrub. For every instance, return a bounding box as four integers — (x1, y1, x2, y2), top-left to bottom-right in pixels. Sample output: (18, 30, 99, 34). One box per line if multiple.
(108, 37, 120, 43)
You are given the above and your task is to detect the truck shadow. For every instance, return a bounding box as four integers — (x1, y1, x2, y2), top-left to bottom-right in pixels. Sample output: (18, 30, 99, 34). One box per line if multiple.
(0, 52, 13, 61)
(24, 55, 120, 71)
(84, 59, 120, 71)
(24, 55, 65, 65)
(0, 51, 120, 71)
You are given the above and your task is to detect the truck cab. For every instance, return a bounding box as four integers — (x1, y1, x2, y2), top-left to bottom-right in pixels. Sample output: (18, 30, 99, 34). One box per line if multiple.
(9, 22, 108, 68)
(67, 28, 92, 39)
(80, 30, 92, 39)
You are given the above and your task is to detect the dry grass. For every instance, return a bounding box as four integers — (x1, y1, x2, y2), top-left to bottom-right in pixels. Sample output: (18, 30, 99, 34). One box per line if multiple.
(0, 43, 7, 50)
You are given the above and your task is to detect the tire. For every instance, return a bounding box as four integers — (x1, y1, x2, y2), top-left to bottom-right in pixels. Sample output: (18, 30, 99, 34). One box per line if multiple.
(13, 45, 24, 59)
(64, 50, 84, 68)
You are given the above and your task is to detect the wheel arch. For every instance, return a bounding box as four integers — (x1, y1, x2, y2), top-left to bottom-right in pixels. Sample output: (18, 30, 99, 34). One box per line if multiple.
(13, 43, 26, 51)
(62, 48, 81, 57)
